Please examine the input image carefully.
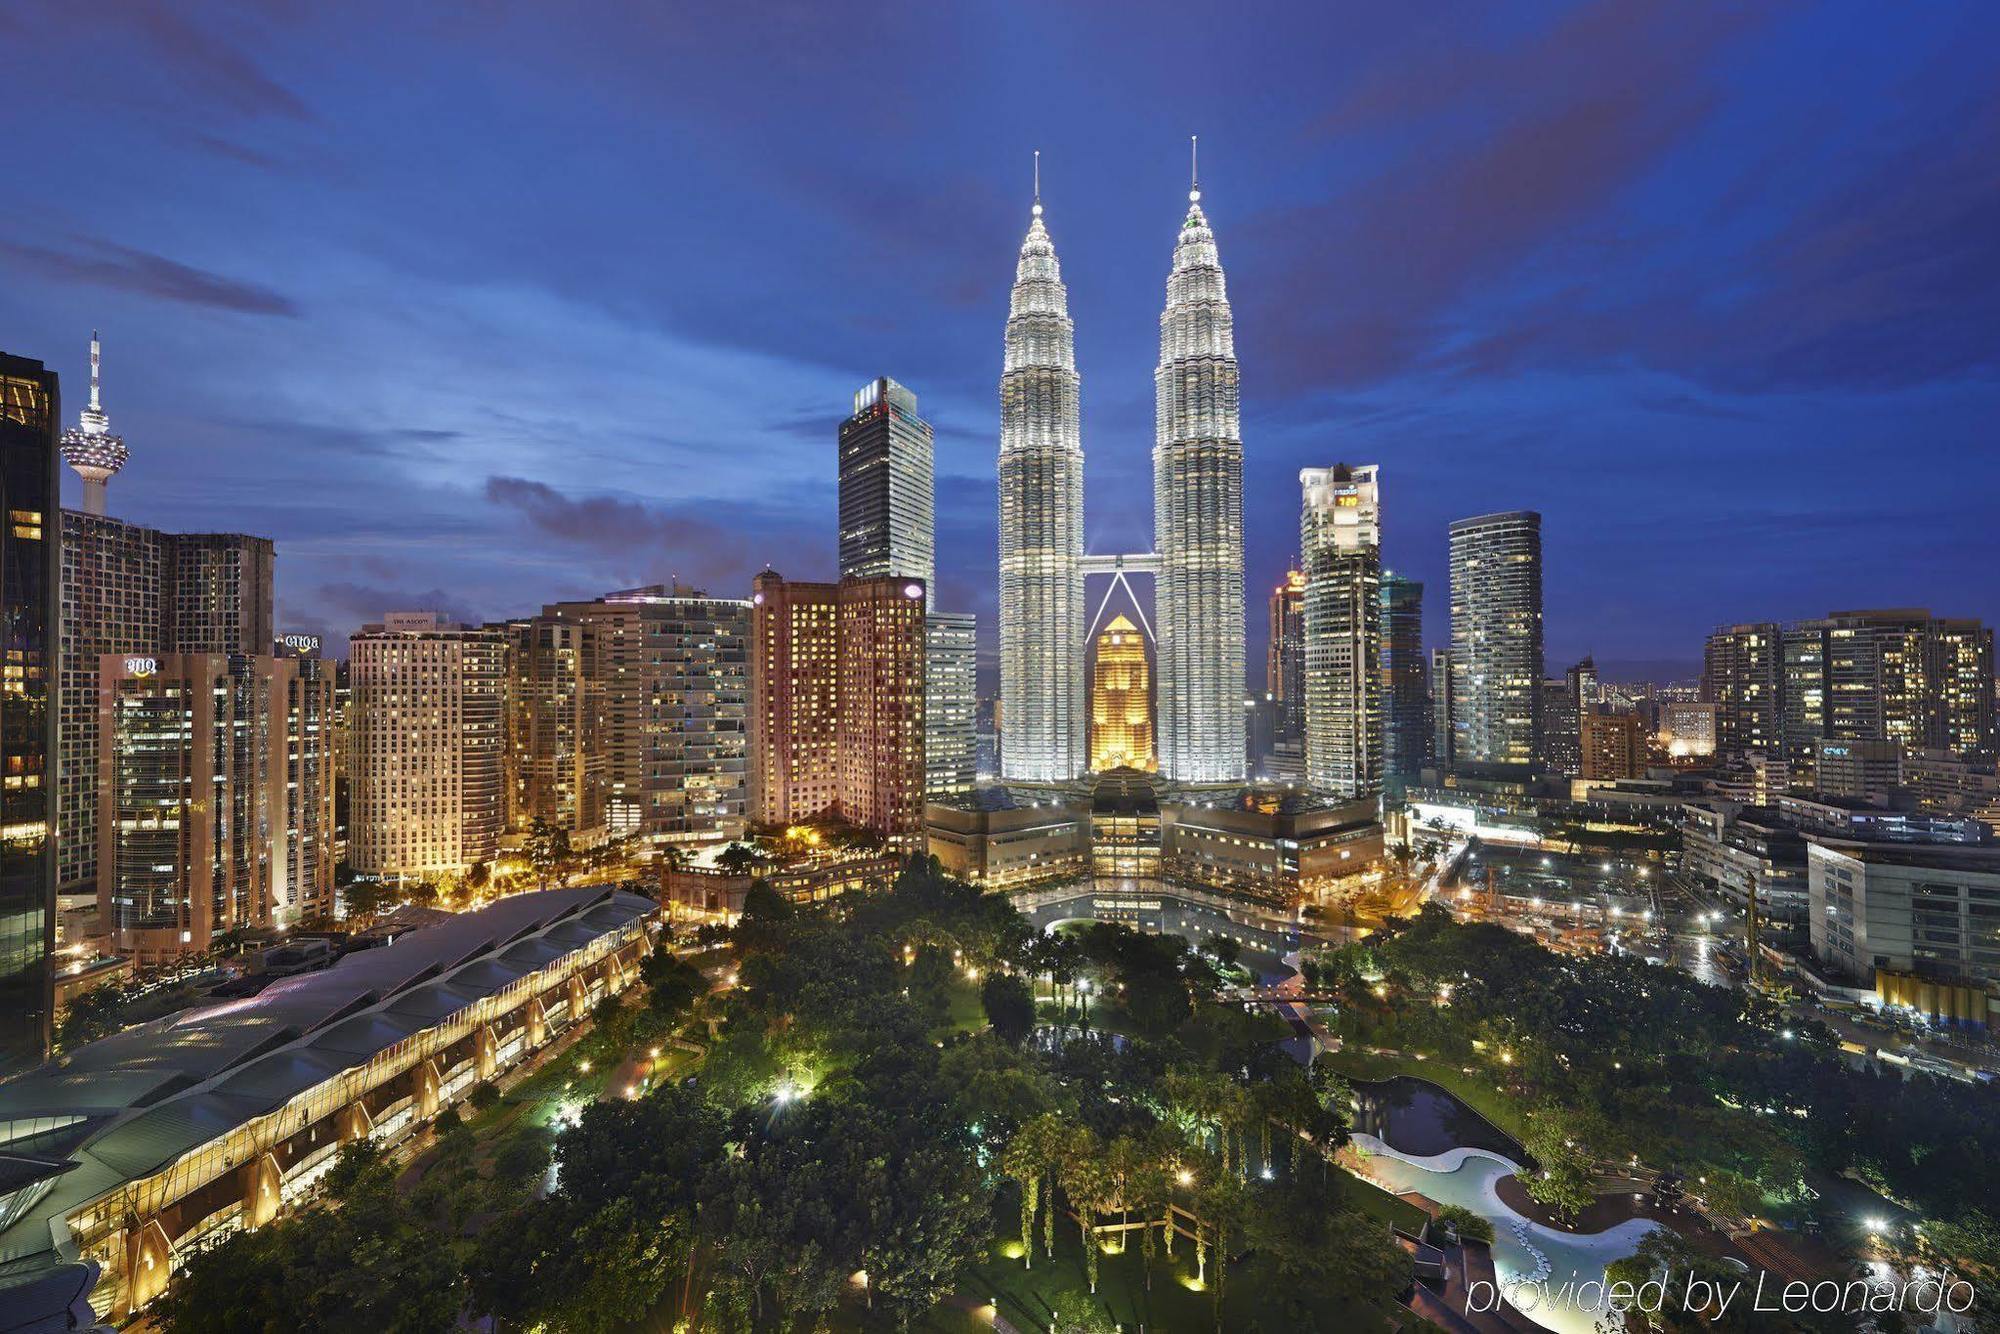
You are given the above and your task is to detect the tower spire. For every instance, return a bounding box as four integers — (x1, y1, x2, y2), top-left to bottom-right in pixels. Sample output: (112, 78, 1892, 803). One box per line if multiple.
(1190, 135, 1199, 201)
(89, 329, 102, 412)
(1032, 149, 1042, 216)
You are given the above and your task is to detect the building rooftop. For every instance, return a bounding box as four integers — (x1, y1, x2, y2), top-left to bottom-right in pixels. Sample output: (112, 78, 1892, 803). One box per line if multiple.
(0, 886, 654, 1283)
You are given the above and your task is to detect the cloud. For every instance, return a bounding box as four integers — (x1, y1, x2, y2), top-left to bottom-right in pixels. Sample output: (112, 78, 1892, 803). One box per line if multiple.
(311, 581, 478, 628)
(129, 6, 314, 122)
(482, 475, 823, 593)
(0, 236, 298, 316)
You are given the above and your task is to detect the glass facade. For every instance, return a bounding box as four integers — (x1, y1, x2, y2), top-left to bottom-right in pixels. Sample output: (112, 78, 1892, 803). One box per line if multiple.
(0, 354, 57, 1072)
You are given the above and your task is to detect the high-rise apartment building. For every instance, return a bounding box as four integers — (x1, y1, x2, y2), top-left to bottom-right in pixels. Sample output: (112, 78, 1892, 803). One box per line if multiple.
(503, 614, 604, 836)
(1448, 511, 1543, 772)
(1090, 614, 1155, 772)
(276, 643, 337, 922)
(1567, 655, 1599, 711)
(1430, 647, 1453, 772)
(349, 614, 508, 877)
(925, 612, 977, 798)
(1703, 623, 1783, 760)
(998, 191, 1087, 782)
(1579, 708, 1648, 782)
(98, 653, 289, 961)
(0, 352, 58, 1072)
(1540, 680, 1581, 778)
(750, 572, 840, 825)
(1267, 568, 1306, 742)
(836, 578, 928, 839)
(1300, 464, 1382, 798)
(839, 377, 935, 592)
(1380, 573, 1427, 791)
(1154, 181, 1246, 784)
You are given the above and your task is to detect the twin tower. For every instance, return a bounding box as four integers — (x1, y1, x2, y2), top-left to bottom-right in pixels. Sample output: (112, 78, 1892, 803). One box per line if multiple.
(998, 156, 1246, 785)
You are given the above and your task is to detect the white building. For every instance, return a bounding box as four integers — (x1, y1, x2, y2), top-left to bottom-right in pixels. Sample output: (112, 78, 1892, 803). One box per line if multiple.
(1808, 837, 2000, 992)
(926, 612, 977, 798)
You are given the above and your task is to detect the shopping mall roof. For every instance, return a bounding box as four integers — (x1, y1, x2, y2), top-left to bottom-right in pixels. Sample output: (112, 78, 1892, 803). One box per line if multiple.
(0, 885, 655, 1285)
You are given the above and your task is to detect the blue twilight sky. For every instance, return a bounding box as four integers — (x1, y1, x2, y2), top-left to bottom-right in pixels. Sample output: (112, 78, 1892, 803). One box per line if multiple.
(2, 1, 1996, 680)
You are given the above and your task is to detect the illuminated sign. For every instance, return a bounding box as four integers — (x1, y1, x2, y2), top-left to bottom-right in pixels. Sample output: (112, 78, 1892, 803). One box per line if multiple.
(903, 583, 924, 600)
(124, 657, 157, 676)
(281, 634, 321, 654)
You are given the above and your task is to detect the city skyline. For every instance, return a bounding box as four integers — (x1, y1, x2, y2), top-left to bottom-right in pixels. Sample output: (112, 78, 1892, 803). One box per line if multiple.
(3, 4, 1997, 680)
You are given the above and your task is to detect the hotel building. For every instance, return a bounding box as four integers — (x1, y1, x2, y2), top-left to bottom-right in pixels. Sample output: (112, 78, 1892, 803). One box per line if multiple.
(1448, 511, 1543, 772)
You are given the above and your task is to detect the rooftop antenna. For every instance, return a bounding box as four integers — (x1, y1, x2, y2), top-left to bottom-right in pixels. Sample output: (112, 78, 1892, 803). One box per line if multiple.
(1190, 134, 1200, 202)
(1032, 149, 1042, 217)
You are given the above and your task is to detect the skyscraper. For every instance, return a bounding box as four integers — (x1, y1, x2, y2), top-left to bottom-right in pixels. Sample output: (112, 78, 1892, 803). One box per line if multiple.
(0, 352, 57, 1072)
(1267, 567, 1306, 742)
(1448, 511, 1543, 771)
(57, 332, 126, 516)
(1090, 614, 1155, 772)
(1154, 166, 1246, 783)
(504, 613, 604, 836)
(1580, 709, 1648, 782)
(1381, 572, 1429, 790)
(998, 182, 1086, 782)
(1430, 647, 1454, 771)
(58, 525, 274, 895)
(839, 377, 935, 591)
(1702, 623, 1784, 760)
(349, 613, 508, 877)
(99, 652, 291, 960)
(925, 612, 977, 798)
(276, 643, 337, 923)
(1300, 464, 1381, 798)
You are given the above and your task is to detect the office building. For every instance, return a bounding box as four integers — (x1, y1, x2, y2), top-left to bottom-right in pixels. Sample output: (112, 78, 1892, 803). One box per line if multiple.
(1702, 622, 1783, 759)
(839, 377, 935, 591)
(997, 190, 1087, 782)
(1567, 655, 1599, 711)
(1658, 700, 1719, 758)
(1089, 614, 1155, 772)
(97, 653, 293, 961)
(1154, 180, 1246, 784)
(1380, 572, 1427, 791)
(348, 614, 508, 877)
(1299, 464, 1382, 798)
(836, 577, 928, 839)
(1267, 567, 1306, 742)
(1580, 708, 1648, 782)
(1905, 748, 2000, 829)
(925, 612, 977, 798)
(1809, 839, 2000, 1007)
(0, 352, 58, 1073)
(1448, 511, 1543, 771)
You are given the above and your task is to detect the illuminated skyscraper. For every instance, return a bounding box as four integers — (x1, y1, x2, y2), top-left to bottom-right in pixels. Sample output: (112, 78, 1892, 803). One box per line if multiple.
(839, 377, 934, 591)
(1300, 464, 1381, 798)
(1381, 572, 1429, 790)
(58, 332, 126, 516)
(925, 612, 977, 798)
(1090, 614, 1155, 772)
(349, 613, 508, 877)
(1448, 511, 1543, 771)
(998, 171, 1086, 781)
(0, 351, 57, 1072)
(750, 571, 841, 825)
(836, 577, 928, 840)
(1267, 567, 1305, 741)
(1154, 154, 1245, 783)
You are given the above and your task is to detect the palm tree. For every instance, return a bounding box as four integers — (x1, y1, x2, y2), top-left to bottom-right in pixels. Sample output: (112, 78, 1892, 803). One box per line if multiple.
(1060, 1127, 1114, 1294)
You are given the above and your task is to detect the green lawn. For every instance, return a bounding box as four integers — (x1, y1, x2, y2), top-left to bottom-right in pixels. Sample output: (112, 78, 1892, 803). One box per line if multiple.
(1317, 1041, 1531, 1142)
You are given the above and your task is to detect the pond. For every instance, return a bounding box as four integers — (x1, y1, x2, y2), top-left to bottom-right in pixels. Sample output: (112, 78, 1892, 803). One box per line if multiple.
(1351, 1075, 1528, 1163)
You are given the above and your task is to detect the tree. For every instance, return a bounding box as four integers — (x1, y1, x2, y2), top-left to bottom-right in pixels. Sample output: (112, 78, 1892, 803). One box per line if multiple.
(341, 877, 391, 919)
(1522, 1112, 1596, 1225)
(528, 817, 573, 889)
(1060, 1127, 1114, 1293)
(981, 970, 1036, 1044)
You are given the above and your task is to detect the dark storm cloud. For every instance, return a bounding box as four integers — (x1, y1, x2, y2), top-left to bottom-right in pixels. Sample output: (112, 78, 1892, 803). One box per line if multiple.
(0, 237, 298, 316)
(312, 582, 478, 628)
(127, 4, 314, 122)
